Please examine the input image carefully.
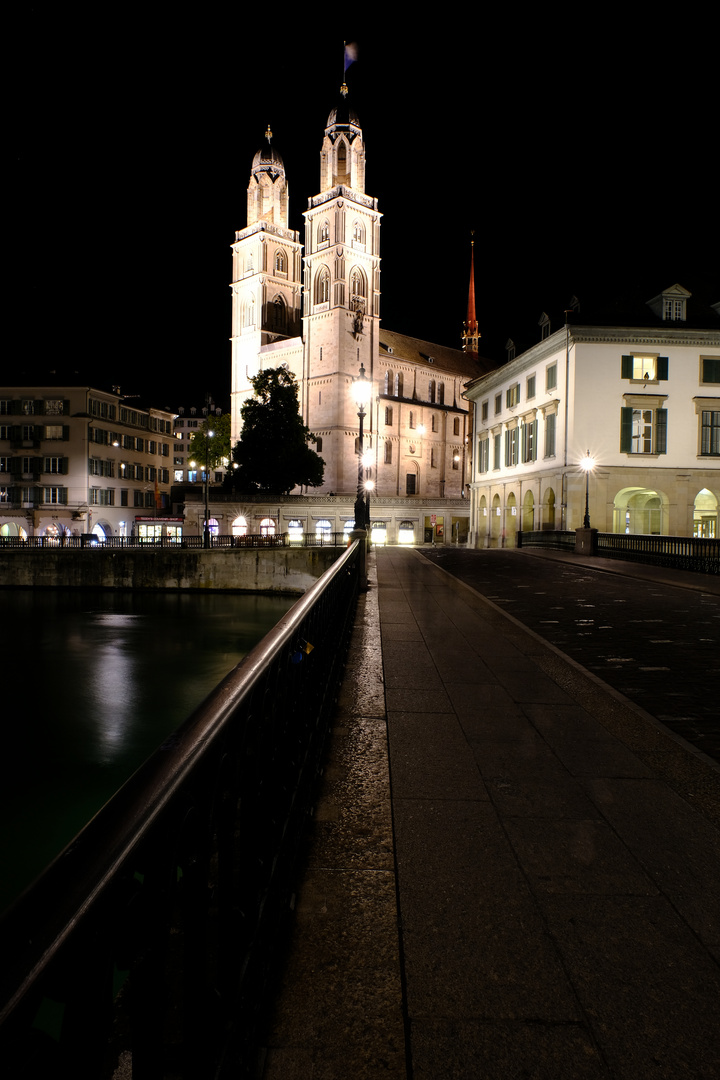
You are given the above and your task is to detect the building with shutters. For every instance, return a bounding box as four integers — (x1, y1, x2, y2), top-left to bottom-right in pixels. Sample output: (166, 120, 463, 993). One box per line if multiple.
(464, 283, 720, 546)
(0, 387, 178, 540)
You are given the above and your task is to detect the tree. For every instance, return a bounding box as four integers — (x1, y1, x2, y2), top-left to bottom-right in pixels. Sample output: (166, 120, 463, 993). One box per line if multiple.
(232, 367, 324, 494)
(187, 412, 231, 473)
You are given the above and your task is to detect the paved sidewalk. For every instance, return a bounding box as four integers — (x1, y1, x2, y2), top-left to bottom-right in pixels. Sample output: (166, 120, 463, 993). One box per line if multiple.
(259, 547, 720, 1079)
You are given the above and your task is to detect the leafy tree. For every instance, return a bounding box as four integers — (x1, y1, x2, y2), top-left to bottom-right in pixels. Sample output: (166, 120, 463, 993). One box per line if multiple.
(232, 367, 324, 493)
(187, 412, 231, 472)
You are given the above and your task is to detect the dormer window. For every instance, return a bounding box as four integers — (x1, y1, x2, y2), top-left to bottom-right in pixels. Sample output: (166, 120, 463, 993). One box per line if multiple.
(647, 283, 691, 322)
(538, 313, 551, 340)
(505, 339, 515, 362)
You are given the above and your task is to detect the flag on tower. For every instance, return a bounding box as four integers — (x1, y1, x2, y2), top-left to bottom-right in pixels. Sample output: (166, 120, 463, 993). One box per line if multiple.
(344, 42, 358, 71)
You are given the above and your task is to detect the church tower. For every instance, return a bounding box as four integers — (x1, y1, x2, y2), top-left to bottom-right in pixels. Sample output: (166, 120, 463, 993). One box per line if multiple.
(462, 237, 481, 355)
(230, 128, 303, 447)
(301, 89, 381, 493)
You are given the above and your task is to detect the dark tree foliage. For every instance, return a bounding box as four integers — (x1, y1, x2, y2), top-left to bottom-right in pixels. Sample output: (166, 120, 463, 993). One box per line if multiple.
(187, 412, 231, 472)
(232, 367, 324, 494)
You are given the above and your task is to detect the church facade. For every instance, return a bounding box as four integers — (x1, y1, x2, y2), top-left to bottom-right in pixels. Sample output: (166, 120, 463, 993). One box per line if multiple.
(230, 95, 492, 502)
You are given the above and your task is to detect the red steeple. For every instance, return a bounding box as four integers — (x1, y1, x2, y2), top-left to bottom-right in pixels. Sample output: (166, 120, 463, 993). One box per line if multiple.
(462, 235, 480, 354)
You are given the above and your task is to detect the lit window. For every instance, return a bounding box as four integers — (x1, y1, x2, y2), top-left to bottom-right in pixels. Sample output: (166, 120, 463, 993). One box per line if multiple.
(621, 355, 668, 381)
(521, 419, 537, 462)
(505, 427, 519, 466)
(506, 384, 520, 408)
(394, 373, 403, 398)
(663, 297, 685, 321)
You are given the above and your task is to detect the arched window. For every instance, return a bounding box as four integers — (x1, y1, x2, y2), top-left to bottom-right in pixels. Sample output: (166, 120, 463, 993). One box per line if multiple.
(260, 517, 276, 536)
(428, 380, 436, 404)
(270, 295, 286, 331)
(242, 296, 255, 328)
(315, 266, 330, 305)
(395, 372, 403, 398)
(350, 266, 366, 304)
(274, 249, 286, 274)
(384, 370, 392, 395)
(352, 220, 365, 245)
(337, 139, 348, 183)
(409, 411, 415, 429)
(232, 515, 248, 536)
(315, 518, 332, 542)
(318, 221, 329, 245)
(438, 383, 445, 405)
(453, 417, 460, 436)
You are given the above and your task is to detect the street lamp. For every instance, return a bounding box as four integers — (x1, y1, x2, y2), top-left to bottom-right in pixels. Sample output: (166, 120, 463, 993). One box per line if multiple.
(351, 364, 372, 530)
(580, 450, 595, 528)
(204, 429, 214, 548)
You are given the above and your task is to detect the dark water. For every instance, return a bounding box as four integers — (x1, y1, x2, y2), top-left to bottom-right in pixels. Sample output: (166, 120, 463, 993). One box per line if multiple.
(0, 590, 295, 912)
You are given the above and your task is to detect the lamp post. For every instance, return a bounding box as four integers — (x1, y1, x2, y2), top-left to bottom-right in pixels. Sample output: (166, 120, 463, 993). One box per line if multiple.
(351, 364, 372, 531)
(203, 429, 214, 548)
(581, 450, 595, 528)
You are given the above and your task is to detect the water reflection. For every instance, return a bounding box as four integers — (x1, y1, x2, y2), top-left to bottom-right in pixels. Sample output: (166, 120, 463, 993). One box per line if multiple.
(0, 590, 294, 911)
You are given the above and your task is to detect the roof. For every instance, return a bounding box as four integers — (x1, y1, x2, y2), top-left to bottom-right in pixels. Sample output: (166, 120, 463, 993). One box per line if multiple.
(378, 328, 498, 382)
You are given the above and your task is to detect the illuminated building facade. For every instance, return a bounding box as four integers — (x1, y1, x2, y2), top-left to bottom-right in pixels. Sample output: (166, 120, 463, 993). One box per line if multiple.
(0, 387, 177, 540)
(230, 98, 492, 500)
(465, 284, 720, 545)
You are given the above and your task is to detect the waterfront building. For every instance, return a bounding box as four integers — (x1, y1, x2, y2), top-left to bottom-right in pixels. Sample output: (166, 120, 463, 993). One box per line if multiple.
(230, 95, 494, 502)
(0, 386, 178, 540)
(464, 284, 720, 546)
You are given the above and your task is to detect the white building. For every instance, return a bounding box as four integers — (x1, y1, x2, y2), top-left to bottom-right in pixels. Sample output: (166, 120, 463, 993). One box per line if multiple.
(0, 387, 178, 540)
(230, 97, 492, 502)
(465, 284, 720, 546)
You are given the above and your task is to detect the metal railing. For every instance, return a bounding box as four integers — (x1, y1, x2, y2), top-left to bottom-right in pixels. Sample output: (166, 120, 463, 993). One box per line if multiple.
(0, 541, 361, 1078)
(0, 532, 353, 550)
(517, 530, 719, 574)
(596, 532, 719, 574)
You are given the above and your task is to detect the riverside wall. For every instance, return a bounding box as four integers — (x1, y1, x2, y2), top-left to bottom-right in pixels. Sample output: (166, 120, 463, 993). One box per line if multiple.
(0, 547, 341, 593)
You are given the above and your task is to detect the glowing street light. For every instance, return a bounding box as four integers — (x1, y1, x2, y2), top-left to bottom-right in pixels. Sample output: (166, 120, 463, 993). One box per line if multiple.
(580, 450, 595, 528)
(351, 364, 372, 530)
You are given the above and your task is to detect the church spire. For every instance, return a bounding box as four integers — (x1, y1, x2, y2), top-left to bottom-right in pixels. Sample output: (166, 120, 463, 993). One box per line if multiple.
(462, 234, 481, 354)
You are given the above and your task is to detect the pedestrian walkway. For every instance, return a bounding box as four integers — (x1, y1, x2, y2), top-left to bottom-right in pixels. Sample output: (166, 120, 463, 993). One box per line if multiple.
(258, 547, 720, 1080)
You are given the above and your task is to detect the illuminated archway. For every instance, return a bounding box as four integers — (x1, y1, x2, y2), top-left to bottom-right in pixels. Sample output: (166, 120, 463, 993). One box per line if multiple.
(612, 486, 669, 535)
(232, 515, 248, 536)
(522, 490, 534, 531)
(694, 488, 718, 538)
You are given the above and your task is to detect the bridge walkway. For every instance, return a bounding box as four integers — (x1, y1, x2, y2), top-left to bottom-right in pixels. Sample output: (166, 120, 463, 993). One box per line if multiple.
(256, 546, 720, 1080)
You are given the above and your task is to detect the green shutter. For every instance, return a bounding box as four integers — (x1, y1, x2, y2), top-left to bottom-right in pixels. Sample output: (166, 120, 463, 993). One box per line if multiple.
(532, 419, 538, 461)
(620, 407, 633, 452)
(655, 409, 667, 454)
(621, 355, 633, 379)
(520, 424, 526, 463)
(61, 457, 69, 475)
(657, 356, 669, 380)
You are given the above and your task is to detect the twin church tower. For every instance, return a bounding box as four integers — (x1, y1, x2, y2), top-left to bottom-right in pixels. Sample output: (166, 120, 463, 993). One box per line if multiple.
(230, 87, 487, 498)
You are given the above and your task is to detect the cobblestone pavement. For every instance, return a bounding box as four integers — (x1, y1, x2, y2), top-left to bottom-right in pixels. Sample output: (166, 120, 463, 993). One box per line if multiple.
(419, 548, 720, 763)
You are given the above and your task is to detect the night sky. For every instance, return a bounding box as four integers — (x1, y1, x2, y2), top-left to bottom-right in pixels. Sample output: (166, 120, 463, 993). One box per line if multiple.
(9, 16, 717, 413)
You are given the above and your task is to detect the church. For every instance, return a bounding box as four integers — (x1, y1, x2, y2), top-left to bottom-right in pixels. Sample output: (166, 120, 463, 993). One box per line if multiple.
(229, 84, 494, 505)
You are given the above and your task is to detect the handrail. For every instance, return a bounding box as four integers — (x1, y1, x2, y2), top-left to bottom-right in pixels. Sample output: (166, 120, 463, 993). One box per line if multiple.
(0, 541, 361, 1078)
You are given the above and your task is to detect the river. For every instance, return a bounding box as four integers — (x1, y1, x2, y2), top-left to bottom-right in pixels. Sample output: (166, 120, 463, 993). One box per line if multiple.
(0, 589, 295, 912)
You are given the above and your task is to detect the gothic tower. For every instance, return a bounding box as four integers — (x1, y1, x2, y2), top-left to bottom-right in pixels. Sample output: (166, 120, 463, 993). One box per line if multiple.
(230, 128, 303, 447)
(301, 90, 381, 493)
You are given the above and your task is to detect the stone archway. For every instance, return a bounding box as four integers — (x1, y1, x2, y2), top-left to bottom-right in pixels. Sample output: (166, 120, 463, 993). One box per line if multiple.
(613, 486, 669, 535)
(543, 487, 556, 531)
(694, 488, 718, 538)
(491, 494, 502, 545)
(522, 490, 535, 532)
(505, 492, 518, 545)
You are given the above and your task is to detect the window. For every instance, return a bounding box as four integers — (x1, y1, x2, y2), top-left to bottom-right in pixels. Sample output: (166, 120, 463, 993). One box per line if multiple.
(431, 448, 437, 468)
(315, 437, 322, 452)
(44, 399, 64, 415)
(409, 411, 415, 429)
(494, 394, 502, 416)
(438, 383, 445, 405)
(315, 266, 330, 305)
(428, 380, 436, 403)
(521, 419, 538, 462)
(350, 267, 366, 303)
(621, 355, 668, 381)
(0, 456, 8, 472)
(452, 452, 459, 470)
(44, 486, 67, 504)
(478, 438, 489, 473)
(481, 400, 488, 422)
(505, 427, 519, 466)
(90, 488, 115, 506)
(174, 469, 184, 482)
(318, 221, 329, 245)
(663, 297, 685, 321)
(384, 441, 393, 464)
(546, 364, 557, 391)
(44, 456, 64, 474)
(620, 407, 667, 454)
(700, 411, 720, 456)
(506, 384, 520, 408)
(526, 375, 536, 399)
(545, 413, 556, 458)
(493, 433, 502, 470)
(431, 415, 437, 432)
(394, 373, 403, 397)
(352, 221, 365, 245)
(406, 473, 416, 495)
(384, 371, 392, 395)
(701, 358, 720, 384)
(453, 417, 460, 436)
(274, 249, 286, 274)
(385, 406, 393, 426)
